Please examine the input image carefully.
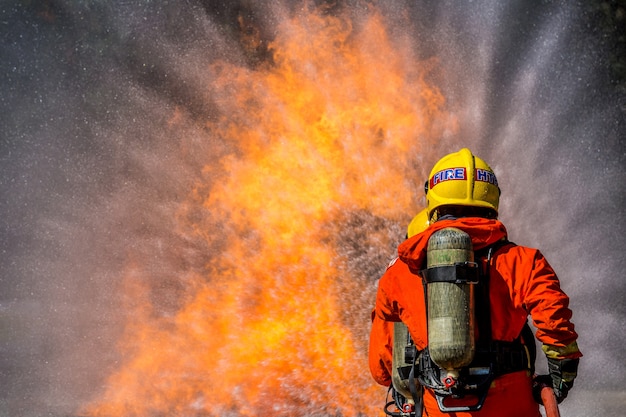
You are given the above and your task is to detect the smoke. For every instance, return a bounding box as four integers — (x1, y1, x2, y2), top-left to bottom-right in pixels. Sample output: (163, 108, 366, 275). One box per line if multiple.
(0, 1, 624, 416)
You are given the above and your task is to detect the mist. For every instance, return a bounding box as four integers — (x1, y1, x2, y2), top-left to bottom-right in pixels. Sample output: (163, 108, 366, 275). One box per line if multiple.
(1, 1, 624, 416)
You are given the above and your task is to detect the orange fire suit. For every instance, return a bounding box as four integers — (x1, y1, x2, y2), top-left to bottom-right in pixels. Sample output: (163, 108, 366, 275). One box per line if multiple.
(369, 217, 581, 417)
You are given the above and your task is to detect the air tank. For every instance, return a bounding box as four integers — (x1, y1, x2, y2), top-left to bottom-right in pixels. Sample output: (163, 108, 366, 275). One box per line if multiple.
(391, 321, 417, 404)
(426, 227, 476, 371)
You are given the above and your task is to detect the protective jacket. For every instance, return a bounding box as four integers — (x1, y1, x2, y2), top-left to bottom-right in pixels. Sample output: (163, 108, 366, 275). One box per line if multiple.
(369, 217, 581, 416)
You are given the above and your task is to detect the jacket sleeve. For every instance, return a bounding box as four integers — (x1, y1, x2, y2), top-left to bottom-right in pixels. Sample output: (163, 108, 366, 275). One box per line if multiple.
(520, 248, 582, 359)
(368, 310, 393, 386)
(368, 259, 405, 387)
(368, 257, 428, 386)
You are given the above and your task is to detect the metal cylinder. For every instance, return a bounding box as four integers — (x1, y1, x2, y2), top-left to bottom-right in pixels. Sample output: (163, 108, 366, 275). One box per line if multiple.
(426, 227, 475, 370)
(391, 322, 417, 403)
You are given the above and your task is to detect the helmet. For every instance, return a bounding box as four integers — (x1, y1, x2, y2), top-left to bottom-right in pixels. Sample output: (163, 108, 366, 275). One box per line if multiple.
(425, 148, 500, 220)
(407, 208, 430, 238)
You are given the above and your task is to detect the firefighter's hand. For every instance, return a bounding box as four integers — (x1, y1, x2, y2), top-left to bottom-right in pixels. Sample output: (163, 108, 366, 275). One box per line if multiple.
(534, 358, 580, 404)
(532, 374, 553, 404)
(546, 357, 579, 403)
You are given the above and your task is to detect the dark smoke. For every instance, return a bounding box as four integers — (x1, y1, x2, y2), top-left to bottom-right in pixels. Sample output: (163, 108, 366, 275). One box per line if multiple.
(1, 1, 624, 416)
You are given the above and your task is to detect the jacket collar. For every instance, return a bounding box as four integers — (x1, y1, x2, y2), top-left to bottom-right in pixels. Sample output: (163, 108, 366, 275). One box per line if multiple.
(398, 217, 508, 272)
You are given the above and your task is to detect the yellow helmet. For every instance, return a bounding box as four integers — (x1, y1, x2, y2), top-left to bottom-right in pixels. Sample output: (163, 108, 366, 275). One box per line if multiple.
(407, 208, 430, 238)
(425, 148, 500, 219)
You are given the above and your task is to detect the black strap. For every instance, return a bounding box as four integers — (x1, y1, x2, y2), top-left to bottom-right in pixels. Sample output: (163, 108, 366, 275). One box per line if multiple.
(408, 358, 423, 415)
(472, 339, 530, 375)
(474, 239, 512, 342)
(475, 246, 493, 341)
(421, 262, 479, 284)
(520, 321, 537, 375)
(473, 239, 536, 375)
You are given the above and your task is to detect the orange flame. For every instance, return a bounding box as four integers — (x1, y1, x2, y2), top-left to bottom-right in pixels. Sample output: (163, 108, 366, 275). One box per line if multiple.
(82, 5, 454, 417)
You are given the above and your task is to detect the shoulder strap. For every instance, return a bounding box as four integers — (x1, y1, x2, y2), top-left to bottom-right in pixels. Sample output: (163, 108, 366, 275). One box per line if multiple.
(474, 239, 536, 369)
(474, 239, 513, 343)
(520, 320, 537, 374)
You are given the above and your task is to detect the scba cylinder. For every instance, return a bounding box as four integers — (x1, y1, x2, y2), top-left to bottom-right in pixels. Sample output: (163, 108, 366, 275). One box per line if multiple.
(426, 227, 476, 370)
(391, 322, 418, 403)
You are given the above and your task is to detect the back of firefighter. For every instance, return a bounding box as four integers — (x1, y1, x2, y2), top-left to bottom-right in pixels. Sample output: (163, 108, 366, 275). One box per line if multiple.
(369, 148, 581, 416)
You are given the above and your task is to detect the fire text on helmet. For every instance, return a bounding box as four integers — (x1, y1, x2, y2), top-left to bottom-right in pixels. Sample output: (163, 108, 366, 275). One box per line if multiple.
(430, 167, 498, 189)
(429, 167, 466, 189)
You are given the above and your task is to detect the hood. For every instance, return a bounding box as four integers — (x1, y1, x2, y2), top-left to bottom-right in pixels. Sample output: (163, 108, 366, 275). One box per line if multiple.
(398, 217, 508, 272)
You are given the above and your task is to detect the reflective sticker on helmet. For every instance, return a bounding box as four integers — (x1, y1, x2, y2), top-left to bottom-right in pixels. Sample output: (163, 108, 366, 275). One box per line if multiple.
(429, 167, 466, 188)
(475, 168, 498, 186)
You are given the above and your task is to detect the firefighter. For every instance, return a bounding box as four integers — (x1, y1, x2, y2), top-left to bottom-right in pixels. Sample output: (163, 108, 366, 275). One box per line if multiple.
(369, 148, 581, 416)
(369, 208, 430, 410)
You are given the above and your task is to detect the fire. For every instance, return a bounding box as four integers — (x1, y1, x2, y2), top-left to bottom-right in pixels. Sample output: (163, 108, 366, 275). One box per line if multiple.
(82, 4, 453, 417)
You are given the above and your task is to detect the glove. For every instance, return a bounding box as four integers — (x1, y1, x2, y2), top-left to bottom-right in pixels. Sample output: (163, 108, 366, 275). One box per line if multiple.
(533, 358, 579, 404)
(547, 357, 579, 403)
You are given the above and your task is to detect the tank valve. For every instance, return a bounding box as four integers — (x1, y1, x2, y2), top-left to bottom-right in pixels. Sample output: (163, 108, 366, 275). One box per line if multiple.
(443, 374, 457, 389)
(402, 403, 414, 413)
